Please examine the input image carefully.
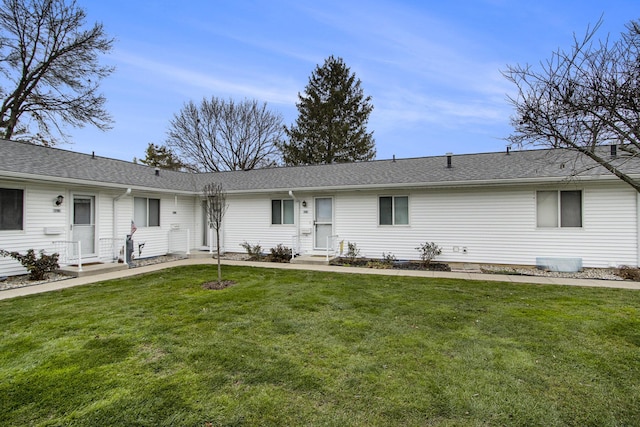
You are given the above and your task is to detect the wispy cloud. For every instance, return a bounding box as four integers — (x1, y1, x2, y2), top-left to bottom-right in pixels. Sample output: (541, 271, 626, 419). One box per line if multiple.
(290, 1, 513, 127)
(372, 85, 509, 131)
(112, 49, 299, 106)
(66, 0, 636, 161)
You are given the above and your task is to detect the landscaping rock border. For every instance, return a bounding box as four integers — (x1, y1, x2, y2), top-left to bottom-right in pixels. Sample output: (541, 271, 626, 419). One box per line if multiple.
(0, 253, 633, 292)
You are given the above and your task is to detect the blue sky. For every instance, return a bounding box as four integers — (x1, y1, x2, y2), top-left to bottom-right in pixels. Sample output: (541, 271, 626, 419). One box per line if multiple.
(68, 0, 636, 162)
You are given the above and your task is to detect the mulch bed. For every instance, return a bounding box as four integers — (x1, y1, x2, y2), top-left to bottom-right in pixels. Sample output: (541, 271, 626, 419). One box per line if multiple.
(330, 258, 451, 271)
(394, 262, 451, 271)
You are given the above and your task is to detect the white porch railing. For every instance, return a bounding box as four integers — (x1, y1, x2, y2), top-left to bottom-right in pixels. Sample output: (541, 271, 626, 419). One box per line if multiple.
(99, 237, 123, 263)
(52, 240, 83, 272)
(326, 234, 340, 261)
(168, 228, 191, 255)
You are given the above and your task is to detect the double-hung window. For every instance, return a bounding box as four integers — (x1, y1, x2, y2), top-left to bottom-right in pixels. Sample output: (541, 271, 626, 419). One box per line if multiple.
(379, 196, 409, 225)
(0, 188, 23, 230)
(134, 197, 160, 227)
(536, 190, 582, 228)
(272, 199, 294, 225)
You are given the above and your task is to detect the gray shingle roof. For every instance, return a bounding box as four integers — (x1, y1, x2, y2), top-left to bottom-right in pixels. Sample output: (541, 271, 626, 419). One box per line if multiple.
(0, 139, 199, 192)
(1, 139, 639, 194)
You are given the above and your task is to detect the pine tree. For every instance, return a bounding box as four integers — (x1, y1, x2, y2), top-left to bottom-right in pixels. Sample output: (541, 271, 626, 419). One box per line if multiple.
(138, 143, 188, 171)
(281, 56, 375, 165)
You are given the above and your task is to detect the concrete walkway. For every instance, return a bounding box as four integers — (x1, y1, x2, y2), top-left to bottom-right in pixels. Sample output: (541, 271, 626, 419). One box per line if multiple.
(2, 257, 639, 301)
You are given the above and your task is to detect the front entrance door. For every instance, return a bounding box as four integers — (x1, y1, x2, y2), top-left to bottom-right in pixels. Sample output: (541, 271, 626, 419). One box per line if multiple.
(72, 195, 96, 258)
(314, 197, 333, 250)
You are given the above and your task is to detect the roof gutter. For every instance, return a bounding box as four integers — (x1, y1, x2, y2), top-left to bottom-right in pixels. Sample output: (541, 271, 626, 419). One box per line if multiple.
(221, 174, 635, 195)
(2, 168, 637, 196)
(0, 171, 197, 195)
(114, 187, 131, 201)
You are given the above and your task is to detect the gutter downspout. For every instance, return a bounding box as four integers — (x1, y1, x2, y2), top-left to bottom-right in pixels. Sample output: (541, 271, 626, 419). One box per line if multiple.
(114, 187, 131, 202)
(113, 188, 132, 259)
(288, 190, 300, 260)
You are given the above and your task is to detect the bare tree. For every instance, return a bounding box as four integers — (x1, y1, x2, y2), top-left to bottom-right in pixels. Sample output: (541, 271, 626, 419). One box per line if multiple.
(167, 97, 284, 172)
(0, 0, 114, 145)
(503, 18, 640, 193)
(203, 182, 228, 283)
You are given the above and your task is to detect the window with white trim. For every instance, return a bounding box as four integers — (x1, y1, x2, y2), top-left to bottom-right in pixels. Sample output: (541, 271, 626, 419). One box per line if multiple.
(536, 190, 582, 228)
(272, 199, 294, 225)
(379, 196, 409, 225)
(134, 197, 160, 227)
(0, 188, 23, 230)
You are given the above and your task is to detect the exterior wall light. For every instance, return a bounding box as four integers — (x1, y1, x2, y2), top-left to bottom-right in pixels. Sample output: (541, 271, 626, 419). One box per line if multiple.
(302, 200, 307, 207)
(55, 195, 64, 206)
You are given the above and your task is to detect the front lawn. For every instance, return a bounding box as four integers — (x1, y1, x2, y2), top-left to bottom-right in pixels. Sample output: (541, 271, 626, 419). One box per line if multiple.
(1, 265, 639, 426)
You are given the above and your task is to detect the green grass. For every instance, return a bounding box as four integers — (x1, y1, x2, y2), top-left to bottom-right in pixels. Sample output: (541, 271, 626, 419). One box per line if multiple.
(1, 265, 639, 426)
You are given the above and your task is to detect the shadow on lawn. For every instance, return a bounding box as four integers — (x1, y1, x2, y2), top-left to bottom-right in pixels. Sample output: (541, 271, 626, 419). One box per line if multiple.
(202, 280, 236, 290)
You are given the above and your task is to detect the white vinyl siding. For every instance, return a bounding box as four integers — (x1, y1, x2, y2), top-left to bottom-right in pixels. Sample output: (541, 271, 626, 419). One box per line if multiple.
(129, 194, 195, 259)
(0, 183, 69, 276)
(225, 195, 297, 255)
(333, 184, 636, 268)
(0, 185, 200, 276)
(1, 179, 639, 277)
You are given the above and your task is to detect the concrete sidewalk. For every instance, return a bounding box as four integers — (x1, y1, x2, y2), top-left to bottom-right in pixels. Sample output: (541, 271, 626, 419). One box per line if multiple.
(2, 257, 639, 301)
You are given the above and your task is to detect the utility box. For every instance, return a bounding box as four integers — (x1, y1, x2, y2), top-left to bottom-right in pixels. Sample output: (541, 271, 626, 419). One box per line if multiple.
(125, 234, 134, 266)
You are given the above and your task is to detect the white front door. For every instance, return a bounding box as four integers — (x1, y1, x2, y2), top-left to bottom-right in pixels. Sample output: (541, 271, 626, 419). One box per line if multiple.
(72, 195, 96, 258)
(314, 197, 333, 250)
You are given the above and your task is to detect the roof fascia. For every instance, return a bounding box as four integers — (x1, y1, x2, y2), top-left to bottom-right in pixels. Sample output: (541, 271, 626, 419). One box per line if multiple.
(2, 170, 636, 196)
(0, 172, 197, 195)
(223, 174, 629, 195)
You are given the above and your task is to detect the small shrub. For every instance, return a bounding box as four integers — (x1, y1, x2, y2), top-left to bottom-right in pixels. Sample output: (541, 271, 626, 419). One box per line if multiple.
(382, 252, 396, 265)
(416, 242, 442, 267)
(240, 241, 263, 261)
(268, 244, 292, 263)
(345, 241, 361, 263)
(0, 249, 60, 280)
(368, 252, 396, 269)
(617, 265, 640, 281)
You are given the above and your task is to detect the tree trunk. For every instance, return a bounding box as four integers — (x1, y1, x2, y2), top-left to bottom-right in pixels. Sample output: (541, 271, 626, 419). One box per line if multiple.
(216, 229, 222, 283)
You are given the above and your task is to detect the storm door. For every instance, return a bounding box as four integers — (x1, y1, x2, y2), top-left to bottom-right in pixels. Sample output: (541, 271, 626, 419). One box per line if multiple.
(314, 197, 333, 250)
(72, 195, 96, 257)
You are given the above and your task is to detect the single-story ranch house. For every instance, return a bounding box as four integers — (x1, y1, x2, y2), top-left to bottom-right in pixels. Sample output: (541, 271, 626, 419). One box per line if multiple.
(1, 139, 640, 277)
